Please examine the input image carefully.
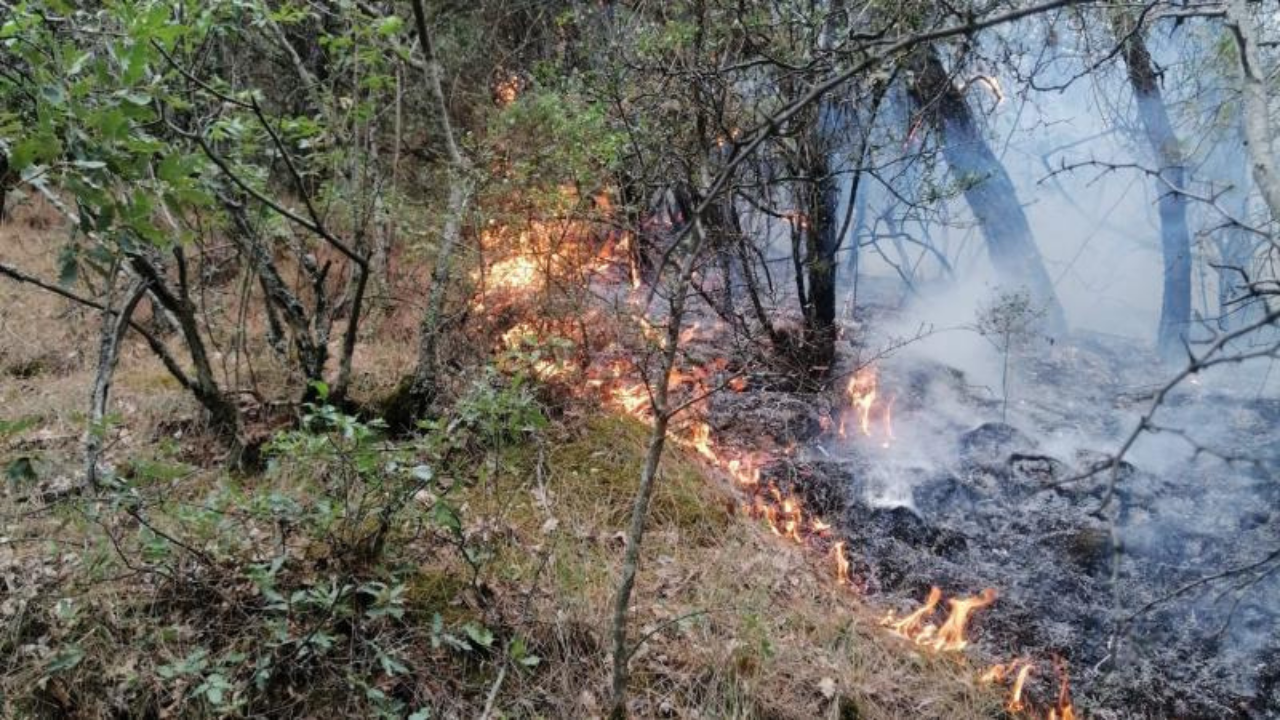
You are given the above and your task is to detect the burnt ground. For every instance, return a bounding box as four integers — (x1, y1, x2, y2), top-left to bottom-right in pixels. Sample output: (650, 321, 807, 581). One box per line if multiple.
(698, 326, 1280, 719)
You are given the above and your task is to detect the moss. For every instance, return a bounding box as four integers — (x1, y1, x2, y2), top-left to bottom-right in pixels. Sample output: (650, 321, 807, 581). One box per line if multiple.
(405, 567, 471, 622)
(546, 415, 730, 540)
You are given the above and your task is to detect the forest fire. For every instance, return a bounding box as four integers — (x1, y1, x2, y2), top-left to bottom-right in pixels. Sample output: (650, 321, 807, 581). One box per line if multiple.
(482, 213, 1085, 719)
(839, 366, 894, 445)
(879, 586, 998, 652)
(981, 658, 1078, 719)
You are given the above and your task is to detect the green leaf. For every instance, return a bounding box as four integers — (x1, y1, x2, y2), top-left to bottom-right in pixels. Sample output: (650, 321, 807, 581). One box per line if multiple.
(56, 246, 79, 286)
(462, 622, 494, 649)
(431, 502, 461, 533)
(5, 456, 38, 483)
(45, 645, 84, 674)
(0, 416, 39, 439)
(374, 16, 403, 36)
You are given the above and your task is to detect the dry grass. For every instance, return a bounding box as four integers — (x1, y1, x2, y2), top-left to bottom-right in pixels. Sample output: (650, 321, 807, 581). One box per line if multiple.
(457, 414, 1006, 719)
(0, 206, 1006, 719)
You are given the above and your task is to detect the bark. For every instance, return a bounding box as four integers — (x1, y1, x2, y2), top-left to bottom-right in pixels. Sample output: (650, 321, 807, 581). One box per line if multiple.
(609, 217, 708, 720)
(0, 261, 192, 390)
(1113, 11, 1193, 360)
(386, 0, 474, 429)
(0, 152, 9, 223)
(223, 196, 328, 383)
(85, 280, 150, 488)
(799, 103, 842, 370)
(1226, 0, 1280, 223)
(129, 252, 244, 458)
(910, 48, 1067, 333)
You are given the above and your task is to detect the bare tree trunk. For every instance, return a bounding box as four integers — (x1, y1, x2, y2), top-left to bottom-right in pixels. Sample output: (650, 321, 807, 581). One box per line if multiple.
(1113, 11, 1192, 360)
(609, 218, 707, 719)
(799, 118, 841, 370)
(128, 252, 243, 459)
(0, 261, 193, 392)
(85, 279, 150, 488)
(386, 0, 474, 430)
(1227, 0, 1280, 223)
(910, 48, 1067, 333)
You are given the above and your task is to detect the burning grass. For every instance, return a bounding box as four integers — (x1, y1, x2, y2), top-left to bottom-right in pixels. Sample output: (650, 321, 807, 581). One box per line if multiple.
(455, 412, 1010, 719)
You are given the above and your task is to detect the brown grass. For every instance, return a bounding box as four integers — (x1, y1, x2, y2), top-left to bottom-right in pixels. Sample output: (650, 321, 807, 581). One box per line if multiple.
(0, 206, 1005, 719)
(456, 414, 1006, 719)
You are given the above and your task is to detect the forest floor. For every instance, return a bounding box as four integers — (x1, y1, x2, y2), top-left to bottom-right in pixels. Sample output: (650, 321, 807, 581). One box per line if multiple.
(0, 210, 1010, 718)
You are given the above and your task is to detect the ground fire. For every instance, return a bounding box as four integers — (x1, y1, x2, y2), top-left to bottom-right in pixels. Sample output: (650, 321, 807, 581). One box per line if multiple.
(483, 207, 1087, 717)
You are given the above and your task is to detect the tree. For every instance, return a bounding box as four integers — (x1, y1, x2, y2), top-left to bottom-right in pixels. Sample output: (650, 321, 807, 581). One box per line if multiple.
(1112, 10, 1193, 360)
(909, 47, 1068, 334)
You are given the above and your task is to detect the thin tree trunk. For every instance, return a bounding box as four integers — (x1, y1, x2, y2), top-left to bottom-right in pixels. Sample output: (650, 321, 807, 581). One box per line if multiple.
(1226, 0, 1280, 223)
(910, 48, 1067, 333)
(1113, 11, 1192, 360)
(387, 0, 474, 429)
(609, 216, 707, 719)
(128, 252, 243, 459)
(85, 279, 150, 488)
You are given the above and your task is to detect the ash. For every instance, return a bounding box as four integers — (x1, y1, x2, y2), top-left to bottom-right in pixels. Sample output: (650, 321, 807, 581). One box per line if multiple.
(706, 325, 1280, 719)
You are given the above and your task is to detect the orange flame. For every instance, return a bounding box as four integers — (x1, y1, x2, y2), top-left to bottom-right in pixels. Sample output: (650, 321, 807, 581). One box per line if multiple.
(832, 541, 850, 584)
(881, 586, 942, 640)
(881, 586, 997, 653)
(839, 366, 894, 446)
(930, 587, 998, 652)
(846, 368, 878, 436)
(1008, 662, 1033, 713)
(686, 422, 718, 462)
(1049, 660, 1077, 720)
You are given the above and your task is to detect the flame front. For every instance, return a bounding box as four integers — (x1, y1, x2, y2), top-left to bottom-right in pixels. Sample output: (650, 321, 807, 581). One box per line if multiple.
(930, 587, 998, 652)
(832, 541, 850, 585)
(839, 366, 895, 446)
(881, 586, 998, 654)
(881, 585, 942, 640)
(1008, 662, 1033, 713)
(477, 204, 1080, 718)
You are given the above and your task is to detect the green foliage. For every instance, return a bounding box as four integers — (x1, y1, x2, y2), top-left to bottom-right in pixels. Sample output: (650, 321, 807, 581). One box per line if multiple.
(486, 82, 624, 205)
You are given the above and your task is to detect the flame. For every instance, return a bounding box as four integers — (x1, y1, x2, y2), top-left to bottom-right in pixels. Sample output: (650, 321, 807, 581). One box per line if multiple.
(881, 586, 997, 653)
(609, 381, 649, 418)
(832, 541, 850, 584)
(686, 421, 718, 462)
(1050, 660, 1077, 720)
(1008, 662, 1033, 713)
(495, 72, 520, 106)
(846, 367, 878, 436)
(487, 254, 542, 293)
(881, 586, 942, 640)
(930, 587, 997, 652)
(726, 457, 760, 488)
(475, 193, 1084, 719)
(981, 658, 1079, 719)
(835, 366, 897, 447)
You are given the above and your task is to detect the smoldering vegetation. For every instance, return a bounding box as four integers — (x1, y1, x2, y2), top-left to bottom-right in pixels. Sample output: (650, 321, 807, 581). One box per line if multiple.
(3, 2, 1280, 719)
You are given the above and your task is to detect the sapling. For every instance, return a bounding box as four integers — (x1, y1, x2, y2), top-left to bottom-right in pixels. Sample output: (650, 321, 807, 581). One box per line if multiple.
(975, 287, 1047, 422)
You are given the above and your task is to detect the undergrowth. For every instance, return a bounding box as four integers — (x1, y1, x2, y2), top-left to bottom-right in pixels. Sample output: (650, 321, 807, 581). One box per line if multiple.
(2, 366, 1005, 718)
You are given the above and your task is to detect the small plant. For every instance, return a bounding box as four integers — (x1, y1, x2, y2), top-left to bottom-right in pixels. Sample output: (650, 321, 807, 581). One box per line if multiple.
(974, 287, 1047, 422)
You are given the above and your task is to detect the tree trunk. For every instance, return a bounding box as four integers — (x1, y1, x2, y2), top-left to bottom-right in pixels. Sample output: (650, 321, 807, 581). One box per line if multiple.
(1227, 0, 1280, 223)
(609, 213, 708, 720)
(910, 48, 1067, 334)
(128, 252, 244, 458)
(799, 101, 843, 370)
(85, 279, 150, 488)
(385, 0, 474, 430)
(1114, 11, 1192, 360)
